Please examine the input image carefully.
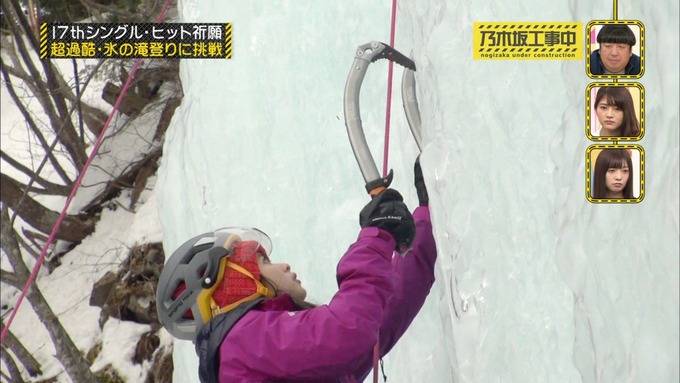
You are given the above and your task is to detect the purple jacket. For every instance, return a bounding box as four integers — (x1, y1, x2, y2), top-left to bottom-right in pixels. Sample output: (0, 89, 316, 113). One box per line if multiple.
(217, 206, 437, 382)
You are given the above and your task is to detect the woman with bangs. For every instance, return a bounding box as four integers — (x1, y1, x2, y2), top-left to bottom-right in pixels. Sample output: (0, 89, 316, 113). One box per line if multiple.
(592, 149, 634, 199)
(594, 86, 640, 138)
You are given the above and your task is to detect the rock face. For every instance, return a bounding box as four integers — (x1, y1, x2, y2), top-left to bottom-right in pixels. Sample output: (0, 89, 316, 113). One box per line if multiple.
(90, 242, 173, 379)
(90, 242, 165, 329)
(133, 331, 161, 364)
(145, 343, 173, 383)
(90, 271, 118, 308)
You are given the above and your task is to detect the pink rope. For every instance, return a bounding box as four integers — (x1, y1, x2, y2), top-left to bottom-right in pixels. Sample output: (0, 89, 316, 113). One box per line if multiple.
(1, 0, 175, 343)
(374, 3, 399, 382)
(381, 0, 398, 178)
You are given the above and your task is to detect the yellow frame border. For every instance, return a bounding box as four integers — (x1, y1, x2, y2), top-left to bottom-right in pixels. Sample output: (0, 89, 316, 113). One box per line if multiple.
(225, 23, 232, 59)
(472, 22, 583, 60)
(585, 20, 645, 79)
(585, 82, 645, 141)
(586, 144, 645, 203)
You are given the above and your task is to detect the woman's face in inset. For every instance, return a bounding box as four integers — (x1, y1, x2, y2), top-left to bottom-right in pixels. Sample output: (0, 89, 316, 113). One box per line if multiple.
(605, 164, 629, 195)
(596, 97, 624, 136)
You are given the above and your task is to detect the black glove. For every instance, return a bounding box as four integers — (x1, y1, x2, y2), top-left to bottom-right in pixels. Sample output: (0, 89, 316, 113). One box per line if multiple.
(359, 189, 415, 252)
(414, 155, 429, 206)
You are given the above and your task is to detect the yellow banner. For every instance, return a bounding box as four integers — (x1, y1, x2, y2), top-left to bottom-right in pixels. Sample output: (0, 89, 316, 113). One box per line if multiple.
(473, 22, 582, 60)
(39, 23, 232, 59)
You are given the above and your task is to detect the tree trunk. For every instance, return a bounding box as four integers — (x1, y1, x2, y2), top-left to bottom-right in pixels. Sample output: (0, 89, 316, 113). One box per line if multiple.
(26, 287, 99, 382)
(0, 345, 27, 383)
(102, 82, 152, 116)
(1, 0, 88, 171)
(1, 206, 98, 383)
(0, 174, 96, 243)
(0, 319, 42, 378)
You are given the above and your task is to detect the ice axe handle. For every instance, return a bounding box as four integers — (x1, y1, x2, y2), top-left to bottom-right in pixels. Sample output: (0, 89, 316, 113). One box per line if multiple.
(366, 169, 393, 196)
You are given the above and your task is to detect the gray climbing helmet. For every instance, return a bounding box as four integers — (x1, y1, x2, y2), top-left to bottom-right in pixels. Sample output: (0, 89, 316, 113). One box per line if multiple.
(156, 227, 273, 341)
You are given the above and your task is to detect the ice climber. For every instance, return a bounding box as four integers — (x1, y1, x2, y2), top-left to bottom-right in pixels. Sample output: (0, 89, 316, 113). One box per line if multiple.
(156, 157, 437, 382)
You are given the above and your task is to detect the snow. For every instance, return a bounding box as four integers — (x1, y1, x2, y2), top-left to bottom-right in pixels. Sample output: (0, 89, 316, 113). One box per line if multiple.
(1, 0, 678, 382)
(0, 189, 166, 381)
(1, 52, 167, 380)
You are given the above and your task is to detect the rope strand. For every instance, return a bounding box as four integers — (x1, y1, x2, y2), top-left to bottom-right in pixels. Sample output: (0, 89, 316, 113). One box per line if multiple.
(374, 1, 398, 381)
(382, 0, 399, 177)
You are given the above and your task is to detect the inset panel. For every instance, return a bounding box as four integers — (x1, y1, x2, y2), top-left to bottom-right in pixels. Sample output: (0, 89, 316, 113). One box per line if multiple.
(586, 83, 644, 141)
(586, 20, 645, 78)
(586, 145, 645, 203)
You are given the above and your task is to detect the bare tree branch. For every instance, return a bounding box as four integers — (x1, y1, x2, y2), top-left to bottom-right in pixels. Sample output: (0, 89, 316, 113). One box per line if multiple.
(78, 0, 146, 22)
(0, 205, 30, 280)
(0, 59, 73, 185)
(0, 319, 42, 378)
(0, 34, 104, 140)
(53, 60, 107, 137)
(2, 0, 88, 171)
(0, 50, 33, 85)
(81, 145, 162, 213)
(2, 1, 57, 119)
(20, 228, 48, 261)
(1, 2, 179, 382)
(0, 345, 26, 383)
(0, 269, 20, 289)
(1, 174, 95, 242)
(0, 205, 98, 383)
(0, 151, 71, 196)
(72, 58, 85, 143)
(43, 58, 90, 168)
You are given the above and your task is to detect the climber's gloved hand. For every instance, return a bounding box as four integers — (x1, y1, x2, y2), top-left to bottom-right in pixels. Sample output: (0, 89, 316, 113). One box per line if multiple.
(414, 155, 429, 206)
(359, 189, 415, 252)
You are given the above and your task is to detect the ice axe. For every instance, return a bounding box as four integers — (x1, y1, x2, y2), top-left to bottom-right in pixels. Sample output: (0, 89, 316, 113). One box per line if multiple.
(343, 41, 422, 196)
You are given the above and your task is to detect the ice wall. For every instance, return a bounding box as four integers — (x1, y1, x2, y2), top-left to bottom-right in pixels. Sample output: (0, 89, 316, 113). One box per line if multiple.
(157, 1, 679, 382)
